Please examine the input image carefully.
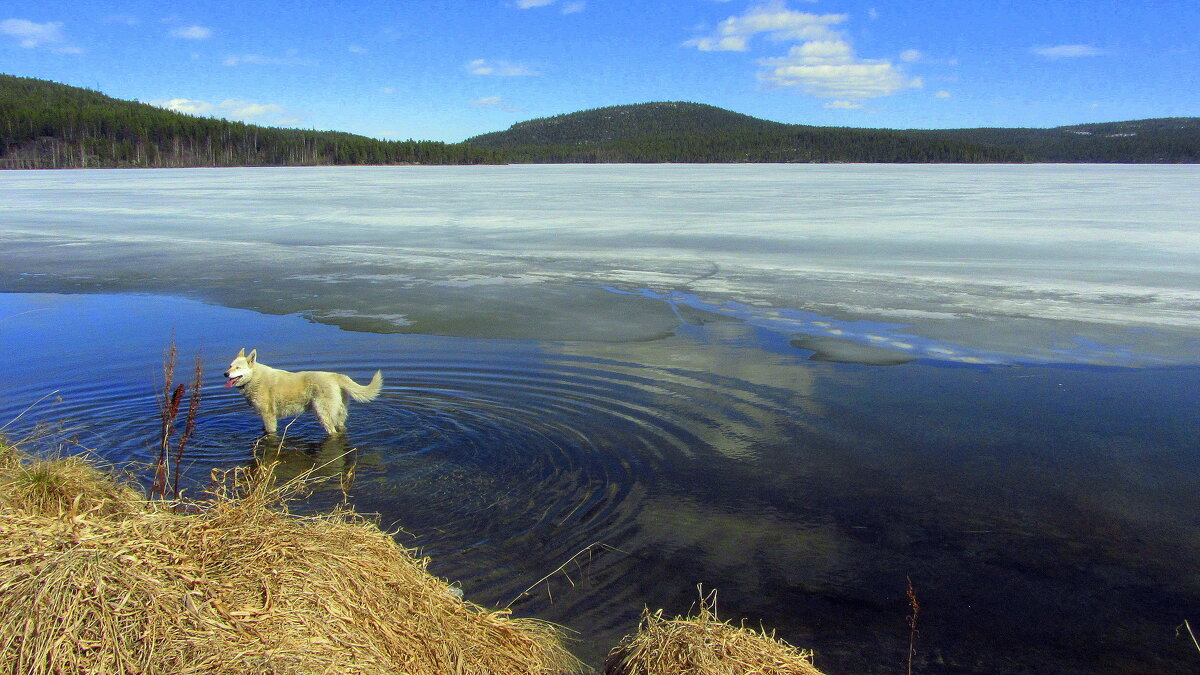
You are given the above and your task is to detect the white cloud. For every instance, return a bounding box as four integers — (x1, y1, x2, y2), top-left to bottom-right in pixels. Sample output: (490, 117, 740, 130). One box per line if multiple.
(219, 99, 284, 118)
(759, 40, 921, 100)
(1, 18, 66, 48)
(382, 87, 398, 94)
(169, 25, 211, 39)
(151, 97, 292, 123)
(1033, 44, 1104, 58)
(105, 14, 139, 26)
(935, 90, 952, 98)
(348, 44, 367, 54)
(514, 0, 583, 14)
(685, 1, 846, 51)
(467, 58, 539, 76)
(687, 35, 748, 52)
(222, 50, 316, 67)
(868, 8, 880, 20)
(151, 98, 215, 115)
(688, 3, 925, 105)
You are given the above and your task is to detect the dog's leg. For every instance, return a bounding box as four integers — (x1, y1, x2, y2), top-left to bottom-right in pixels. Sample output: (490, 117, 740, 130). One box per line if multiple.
(313, 398, 345, 435)
(335, 395, 350, 433)
(261, 412, 278, 435)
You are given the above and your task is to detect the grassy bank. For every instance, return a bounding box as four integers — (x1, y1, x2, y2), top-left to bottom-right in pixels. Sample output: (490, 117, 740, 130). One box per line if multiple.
(0, 437, 825, 674)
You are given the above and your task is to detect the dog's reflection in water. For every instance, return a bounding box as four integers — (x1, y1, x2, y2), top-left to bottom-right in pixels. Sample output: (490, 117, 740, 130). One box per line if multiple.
(251, 432, 358, 494)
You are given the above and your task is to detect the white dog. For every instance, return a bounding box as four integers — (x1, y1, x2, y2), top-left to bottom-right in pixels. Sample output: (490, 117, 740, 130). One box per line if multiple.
(223, 348, 383, 435)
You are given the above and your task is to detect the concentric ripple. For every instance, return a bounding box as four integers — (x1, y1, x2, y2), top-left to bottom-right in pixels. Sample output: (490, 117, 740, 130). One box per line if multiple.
(279, 352, 812, 601)
(0, 316, 814, 627)
(6, 293, 1200, 672)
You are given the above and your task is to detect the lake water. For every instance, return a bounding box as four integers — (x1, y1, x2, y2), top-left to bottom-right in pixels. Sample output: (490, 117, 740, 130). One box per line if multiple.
(1, 165, 1199, 673)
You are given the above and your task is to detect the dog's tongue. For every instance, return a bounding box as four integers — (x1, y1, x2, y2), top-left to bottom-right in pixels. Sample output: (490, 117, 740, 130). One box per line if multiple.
(225, 378, 235, 388)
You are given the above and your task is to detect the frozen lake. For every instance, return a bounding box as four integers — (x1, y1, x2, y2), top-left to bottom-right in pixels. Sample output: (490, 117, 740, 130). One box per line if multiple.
(2, 165, 1199, 673)
(3, 164, 1199, 364)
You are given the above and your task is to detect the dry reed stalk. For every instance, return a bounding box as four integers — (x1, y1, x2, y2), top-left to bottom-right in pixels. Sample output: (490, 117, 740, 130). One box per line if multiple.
(1179, 620, 1200, 655)
(605, 590, 824, 675)
(508, 542, 623, 608)
(0, 451, 580, 675)
(906, 576, 920, 675)
(153, 336, 202, 500)
(172, 354, 203, 498)
(0, 389, 60, 436)
(152, 336, 179, 497)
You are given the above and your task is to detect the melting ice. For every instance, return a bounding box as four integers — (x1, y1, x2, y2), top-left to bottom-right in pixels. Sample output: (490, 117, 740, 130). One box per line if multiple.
(2, 164, 1198, 365)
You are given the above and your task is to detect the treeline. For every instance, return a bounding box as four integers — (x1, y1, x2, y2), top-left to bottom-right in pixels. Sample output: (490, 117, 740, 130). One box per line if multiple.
(467, 101, 1200, 164)
(919, 118, 1200, 163)
(469, 102, 792, 147)
(488, 128, 1024, 163)
(0, 74, 501, 169)
(5, 75, 1197, 168)
(466, 102, 1027, 163)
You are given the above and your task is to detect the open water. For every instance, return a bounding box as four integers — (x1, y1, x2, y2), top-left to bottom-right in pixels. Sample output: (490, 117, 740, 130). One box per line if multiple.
(1, 165, 1198, 673)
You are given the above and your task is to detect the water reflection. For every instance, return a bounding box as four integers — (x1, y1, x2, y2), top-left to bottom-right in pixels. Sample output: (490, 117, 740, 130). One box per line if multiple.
(251, 433, 358, 491)
(2, 293, 1200, 674)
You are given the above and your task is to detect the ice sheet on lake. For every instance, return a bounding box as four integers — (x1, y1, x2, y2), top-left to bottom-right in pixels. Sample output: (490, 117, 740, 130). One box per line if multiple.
(2, 165, 1198, 365)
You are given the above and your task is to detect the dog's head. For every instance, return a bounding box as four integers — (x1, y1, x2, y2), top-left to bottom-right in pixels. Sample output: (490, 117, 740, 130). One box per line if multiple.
(223, 348, 257, 388)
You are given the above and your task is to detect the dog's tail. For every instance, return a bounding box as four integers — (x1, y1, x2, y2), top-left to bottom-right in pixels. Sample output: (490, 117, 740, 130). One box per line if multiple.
(342, 370, 383, 402)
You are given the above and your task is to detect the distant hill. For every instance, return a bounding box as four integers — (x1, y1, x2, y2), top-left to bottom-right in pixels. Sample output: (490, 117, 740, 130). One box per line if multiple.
(0, 74, 501, 169)
(3, 75, 1197, 168)
(919, 118, 1200, 163)
(465, 102, 1026, 163)
(467, 102, 1200, 164)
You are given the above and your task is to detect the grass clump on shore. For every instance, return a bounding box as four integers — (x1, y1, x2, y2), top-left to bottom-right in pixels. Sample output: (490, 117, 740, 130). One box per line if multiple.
(604, 593, 825, 675)
(0, 439, 579, 675)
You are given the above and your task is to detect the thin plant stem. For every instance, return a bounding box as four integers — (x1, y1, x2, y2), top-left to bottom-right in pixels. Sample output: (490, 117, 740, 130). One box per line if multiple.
(1179, 619, 1200, 655)
(0, 389, 60, 433)
(152, 333, 202, 501)
(506, 542, 625, 608)
(906, 576, 920, 675)
(173, 353, 203, 498)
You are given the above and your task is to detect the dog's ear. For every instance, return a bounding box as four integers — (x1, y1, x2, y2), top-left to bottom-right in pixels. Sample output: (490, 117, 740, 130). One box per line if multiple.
(237, 348, 245, 359)
(247, 349, 257, 366)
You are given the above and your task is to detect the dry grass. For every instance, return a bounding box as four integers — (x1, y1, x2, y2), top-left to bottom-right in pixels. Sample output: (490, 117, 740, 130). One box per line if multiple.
(0, 444, 580, 675)
(0, 447, 143, 519)
(605, 592, 825, 675)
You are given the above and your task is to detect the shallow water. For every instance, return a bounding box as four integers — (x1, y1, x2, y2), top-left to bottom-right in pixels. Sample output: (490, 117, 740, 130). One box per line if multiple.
(2, 166, 1200, 673)
(2, 293, 1197, 673)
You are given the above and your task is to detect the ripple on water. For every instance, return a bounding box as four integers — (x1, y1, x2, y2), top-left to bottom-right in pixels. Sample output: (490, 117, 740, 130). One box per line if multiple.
(0, 329, 809, 627)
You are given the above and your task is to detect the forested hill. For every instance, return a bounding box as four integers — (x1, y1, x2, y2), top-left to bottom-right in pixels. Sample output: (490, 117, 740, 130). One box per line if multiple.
(467, 102, 1200, 163)
(918, 118, 1200, 163)
(0, 74, 501, 169)
(4, 74, 1197, 168)
(465, 102, 1026, 163)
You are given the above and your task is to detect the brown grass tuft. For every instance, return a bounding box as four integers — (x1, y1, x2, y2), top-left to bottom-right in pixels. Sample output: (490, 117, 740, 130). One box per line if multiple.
(0, 451, 580, 675)
(604, 591, 825, 675)
(0, 451, 143, 519)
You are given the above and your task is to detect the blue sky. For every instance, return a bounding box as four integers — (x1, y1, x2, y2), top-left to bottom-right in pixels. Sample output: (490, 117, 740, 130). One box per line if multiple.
(2, 0, 1197, 142)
